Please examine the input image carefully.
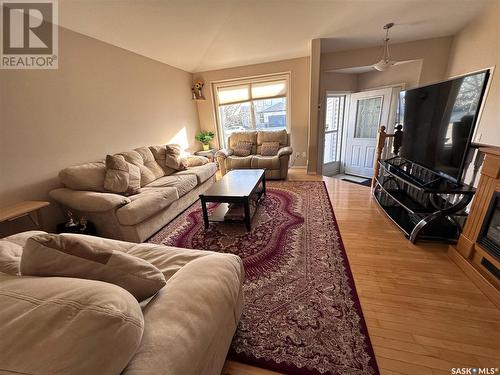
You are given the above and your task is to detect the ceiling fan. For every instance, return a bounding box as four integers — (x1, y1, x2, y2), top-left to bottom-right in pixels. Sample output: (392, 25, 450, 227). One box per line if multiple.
(325, 22, 417, 74)
(371, 22, 418, 72)
(373, 22, 397, 71)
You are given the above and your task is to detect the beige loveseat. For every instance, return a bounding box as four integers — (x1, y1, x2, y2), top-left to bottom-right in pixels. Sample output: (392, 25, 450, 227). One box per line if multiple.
(50, 145, 217, 243)
(216, 129, 293, 179)
(0, 231, 244, 375)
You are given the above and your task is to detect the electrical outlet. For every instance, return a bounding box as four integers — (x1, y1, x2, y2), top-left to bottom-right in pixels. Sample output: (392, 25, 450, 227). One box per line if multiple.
(302, 152, 306, 158)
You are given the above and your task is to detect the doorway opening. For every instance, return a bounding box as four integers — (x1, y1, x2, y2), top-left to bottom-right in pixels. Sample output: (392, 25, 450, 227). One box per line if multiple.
(320, 86, 400, 180)
(322, 94, 347, 176)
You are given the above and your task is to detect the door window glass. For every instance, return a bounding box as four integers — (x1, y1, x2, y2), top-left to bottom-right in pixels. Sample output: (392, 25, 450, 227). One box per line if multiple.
(354, 96, 383, 138)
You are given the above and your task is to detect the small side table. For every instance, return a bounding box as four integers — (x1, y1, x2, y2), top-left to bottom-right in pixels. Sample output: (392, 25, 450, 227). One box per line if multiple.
(195, 149, 218, 165)
(0, 201, 50, 229)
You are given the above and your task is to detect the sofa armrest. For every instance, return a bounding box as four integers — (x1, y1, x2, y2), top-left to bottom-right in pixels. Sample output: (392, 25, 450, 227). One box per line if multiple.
(50, 188, 131, 213)
(0, 273, 144, 375)
(215, 148, 233, 159)
(277, 146, 293, 157)
(216, 149, 233, 176)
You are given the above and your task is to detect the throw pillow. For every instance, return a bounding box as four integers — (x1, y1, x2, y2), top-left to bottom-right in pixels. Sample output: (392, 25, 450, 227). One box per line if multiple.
(165, 144, 188, 171)
(260, 141, 280, 156)
(187, 155, 209, 167)
(233, 141, 253, 157)
(104, 154, 141, 195)
(20, 233, 167, 302)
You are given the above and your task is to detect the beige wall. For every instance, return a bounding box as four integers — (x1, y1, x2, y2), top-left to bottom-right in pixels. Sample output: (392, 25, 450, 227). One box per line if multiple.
(321, 37, 453, 86)
(0, 27, 200, 236)
(309, 37, 453, 172)
(446, 2, 500, 146)
(320, 72, 358, 93)
(193, 57, 310, 167)
(357, 60, 423, 91)
(308, 39, 322, 172)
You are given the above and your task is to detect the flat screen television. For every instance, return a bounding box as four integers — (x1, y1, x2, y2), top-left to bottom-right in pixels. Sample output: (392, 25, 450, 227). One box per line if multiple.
(398, 70, 489, 183)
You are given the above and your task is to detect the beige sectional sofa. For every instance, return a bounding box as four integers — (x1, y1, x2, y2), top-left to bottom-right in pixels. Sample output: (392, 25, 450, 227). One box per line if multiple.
(0, 231, 244, 375)
(216, 129, 293, 179)
(50, 145, 217, 243)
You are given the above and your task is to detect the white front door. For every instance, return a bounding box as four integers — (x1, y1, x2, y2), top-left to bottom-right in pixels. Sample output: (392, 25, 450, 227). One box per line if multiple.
(344, 88, 393, 177)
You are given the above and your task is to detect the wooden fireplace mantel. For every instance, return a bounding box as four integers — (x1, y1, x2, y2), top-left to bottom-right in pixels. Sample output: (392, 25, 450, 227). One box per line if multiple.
(448, 147, 500, 308)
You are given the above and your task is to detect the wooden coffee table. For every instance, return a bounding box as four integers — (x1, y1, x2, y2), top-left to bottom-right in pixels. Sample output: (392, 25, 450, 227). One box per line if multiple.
(199, 169, 266, 231)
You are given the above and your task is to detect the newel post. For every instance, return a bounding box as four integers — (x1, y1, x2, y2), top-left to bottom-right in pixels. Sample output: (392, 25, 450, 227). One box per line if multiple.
(372, 124, 404, 188)
(372, 126, 387, 187)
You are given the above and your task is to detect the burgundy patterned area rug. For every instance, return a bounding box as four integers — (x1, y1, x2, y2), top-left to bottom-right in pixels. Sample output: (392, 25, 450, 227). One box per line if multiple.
(148, 181, 379, 375)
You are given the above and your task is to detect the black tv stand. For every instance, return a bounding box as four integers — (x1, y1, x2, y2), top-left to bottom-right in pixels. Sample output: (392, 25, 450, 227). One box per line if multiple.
(373, 157, 475, 243)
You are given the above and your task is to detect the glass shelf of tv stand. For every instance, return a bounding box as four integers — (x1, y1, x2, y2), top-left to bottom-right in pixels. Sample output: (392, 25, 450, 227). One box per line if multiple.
(380, 157, 475, 194)
(373, 157, 475, 243)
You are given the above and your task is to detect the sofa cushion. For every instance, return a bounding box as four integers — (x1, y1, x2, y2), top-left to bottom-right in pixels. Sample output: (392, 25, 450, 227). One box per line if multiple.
(257, 129, 288, 147)
(143, 174, 197, 197)
(174, 163, 217, 184)
(225, 155, 253, 170)
(257, 130, 288, 155)
(117, 187, 179, 226)
(229, 131, 257, 154)
(104, 154, 141, 195)
(187, 155, 209, 167)
(21, 233, 166, 301)
(59, 161, 107, 192)
(260, 141, 280, 156)
(0, 240, 22, 275)
(135, 146, 166, 180)
(0, 231, 46, 275)
(233, 141, 253, 157)
(0, 273, 144, 375)
(164, 144, 188, 171)
(149, 145, 176, 175)
(251, 155, 281, 170)
(119, 148, 164, 187)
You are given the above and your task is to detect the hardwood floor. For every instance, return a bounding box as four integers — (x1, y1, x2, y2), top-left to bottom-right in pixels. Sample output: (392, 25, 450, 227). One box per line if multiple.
(222, 169, 500, 375)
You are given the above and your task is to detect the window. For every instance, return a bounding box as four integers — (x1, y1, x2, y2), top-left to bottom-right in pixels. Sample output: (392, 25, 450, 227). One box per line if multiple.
(324, 95, 346, 164)
(354, 96, 382, 139)
(214, 74, 289, 146)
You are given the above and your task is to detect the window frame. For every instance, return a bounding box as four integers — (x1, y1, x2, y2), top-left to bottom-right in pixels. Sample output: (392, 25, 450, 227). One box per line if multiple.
(212, 73, 291, 148)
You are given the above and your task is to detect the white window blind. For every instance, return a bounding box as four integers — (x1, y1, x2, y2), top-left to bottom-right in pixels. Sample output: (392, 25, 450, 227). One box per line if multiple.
(251, 80, 287, 99)
(216, 79, 287, 104)
(217, 84, 250, 105)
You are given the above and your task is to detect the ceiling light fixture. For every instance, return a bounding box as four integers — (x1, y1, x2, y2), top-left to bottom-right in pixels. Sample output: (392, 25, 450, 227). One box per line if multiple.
(373, 22, 395, 72)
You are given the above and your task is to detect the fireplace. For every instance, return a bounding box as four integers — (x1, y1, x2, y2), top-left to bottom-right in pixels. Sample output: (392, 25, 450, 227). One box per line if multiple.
(449, 147, 500, 306)
(478, 192, 500, 261)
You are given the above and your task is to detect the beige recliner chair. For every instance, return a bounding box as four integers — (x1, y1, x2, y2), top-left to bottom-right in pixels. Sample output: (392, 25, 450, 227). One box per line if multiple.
(216, 129, 293, 179)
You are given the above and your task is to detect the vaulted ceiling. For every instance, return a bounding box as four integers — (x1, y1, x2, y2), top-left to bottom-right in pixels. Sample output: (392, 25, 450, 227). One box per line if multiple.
(58, 0, 492, 72)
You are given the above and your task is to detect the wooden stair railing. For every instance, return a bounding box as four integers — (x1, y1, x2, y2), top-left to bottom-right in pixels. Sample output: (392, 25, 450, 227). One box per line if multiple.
(372, 124, 403, 187)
